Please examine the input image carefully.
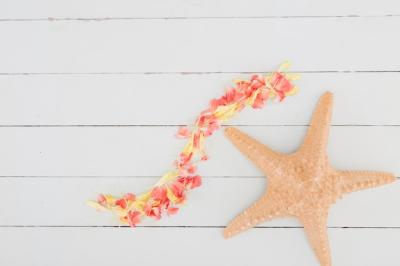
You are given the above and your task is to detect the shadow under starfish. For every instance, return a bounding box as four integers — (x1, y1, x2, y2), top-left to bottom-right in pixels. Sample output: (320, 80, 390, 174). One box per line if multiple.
(223, 92, 395, 266)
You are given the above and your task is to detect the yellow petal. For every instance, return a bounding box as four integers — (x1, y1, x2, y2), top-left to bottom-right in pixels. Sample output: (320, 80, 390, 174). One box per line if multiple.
(111, 207, 129, 217)
(285, 86, 299, 96)
(246, 89, 259, 106)
(286, 73, 301, 81)
(166, 187, 178, 203)
(157, 171, 179, 186)
(214, 104, 238, 121)
(182, 138, 194, 155)
(198, 132, 205, 147)
(132, 201, 146, 211)
(278, 61, 291, 71)
(104, 194, 115, 203)
(137, 191, 152, 202)
(119, 217, 129, 224)
(233, 79, 246, 84)
(87, 200, 107, 211)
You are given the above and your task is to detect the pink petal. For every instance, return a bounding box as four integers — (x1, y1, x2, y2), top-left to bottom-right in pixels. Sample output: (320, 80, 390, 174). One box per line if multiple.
(251, 97, 264, 109)
(200, 155, 209, 161)
(124, 193, 136, 201)
(151, 186, 167, 202)
(176, 126, 191, 139)
(115, 198, 127, 209)
(190, 175, 202, 189)
(187, 164, 197, 174)
(167, 207, 179, 215)
(170, 182, 186, 203)
(145, 204, 162, 220)
(271, 72, 293, 94)
(127, 211, 141, 227)
(97, 194, 106, 205)
(193, 132, 201, 149)
(204, 119, 220, 137)
(179, 152, 193, 166)
(210, 99, 221, 111)
(177, 176, 188, 185)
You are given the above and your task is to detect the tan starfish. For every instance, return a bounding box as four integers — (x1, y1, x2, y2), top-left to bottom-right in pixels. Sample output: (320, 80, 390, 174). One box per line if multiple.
(223, 92, 395, 266)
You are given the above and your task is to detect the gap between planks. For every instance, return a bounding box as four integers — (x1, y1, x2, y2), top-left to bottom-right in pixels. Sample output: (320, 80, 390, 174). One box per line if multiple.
(0, 225, 398, 229)
(1, 14, 400, 22)
(1, 125, 400, 127)
(1, 70, 400, 75)
(1, 176, 399, 179)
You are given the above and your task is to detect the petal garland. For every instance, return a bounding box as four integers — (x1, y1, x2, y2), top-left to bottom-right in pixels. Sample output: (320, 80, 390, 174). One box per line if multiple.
(88, 62, 300, 227)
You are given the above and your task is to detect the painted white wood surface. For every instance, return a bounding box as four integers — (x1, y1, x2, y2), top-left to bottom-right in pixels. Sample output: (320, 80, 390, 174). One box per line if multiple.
(1, 1, 399, 266)
(1, 0, 400, 18)
(2, 126, 399, 176)
(1, 73, 400, 126)
(0, 177, 398, 227)
(1, 18, 400, 73)
(1, 227, 399, 266)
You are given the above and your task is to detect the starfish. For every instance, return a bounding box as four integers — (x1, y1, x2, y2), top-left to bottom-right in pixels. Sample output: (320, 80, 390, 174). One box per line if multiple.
(223, 92, 395, 266)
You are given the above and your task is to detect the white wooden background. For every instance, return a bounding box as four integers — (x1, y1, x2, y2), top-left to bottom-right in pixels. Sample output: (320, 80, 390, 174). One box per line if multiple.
(1, 1, 400, 265)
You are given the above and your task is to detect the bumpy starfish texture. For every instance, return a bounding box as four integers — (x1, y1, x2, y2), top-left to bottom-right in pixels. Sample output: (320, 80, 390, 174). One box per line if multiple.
(223, 92, 395, 266)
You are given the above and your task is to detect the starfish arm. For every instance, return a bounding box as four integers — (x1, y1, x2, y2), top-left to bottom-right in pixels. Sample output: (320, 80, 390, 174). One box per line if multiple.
(299, 92, 333, 156)
(337, 170, 395, 194)
(223, 193, 283, 239)
(224, 127, 285, 176)
(301, 210, 332, 266)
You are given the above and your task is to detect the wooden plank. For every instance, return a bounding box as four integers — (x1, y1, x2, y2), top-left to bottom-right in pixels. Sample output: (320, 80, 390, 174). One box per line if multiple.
(1, 2, 398, 266)
(0, 18, 399, 73)
(0, 177, 397, 227)
(0, 227, 398, 266)
(0, 0, 399, 19)
(1, 73, 400, 125)
(1, 126, 399, 176)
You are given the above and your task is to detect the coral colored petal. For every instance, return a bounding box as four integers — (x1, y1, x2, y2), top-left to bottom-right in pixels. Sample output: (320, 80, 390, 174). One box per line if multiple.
(176, 126, 191, 139)
(127, 211, 141, 227)
(190, 175, 202, 189)
(124, 193, 136, 201)
(187, 164, 197, 174)
(151, 186, 167, 202)
(167, 207, 179, 215)
(97, 194, 107, 205)
(115, 198, 127, 209)
(89, 64, 299, 227)
(201, 155, 209, 161)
